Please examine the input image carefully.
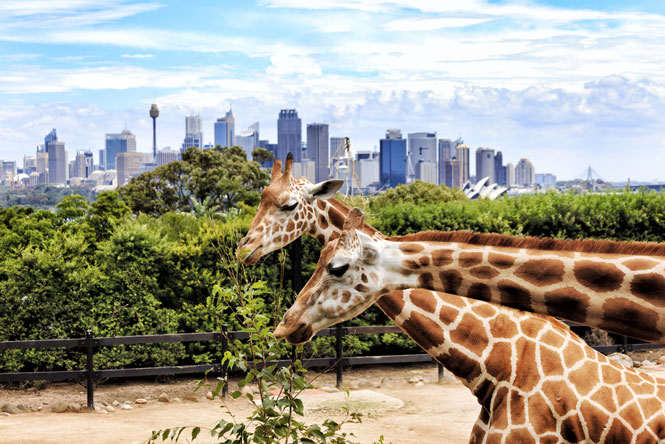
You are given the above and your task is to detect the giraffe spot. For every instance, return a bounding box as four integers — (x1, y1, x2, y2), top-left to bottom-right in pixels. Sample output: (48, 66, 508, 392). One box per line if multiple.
(294, 212, 300, 221)
(317, 199, 326, 210)
(599, 297, 662, 342)
(619, 401, 645, 432)
(560, 413, 586, 443)
(539, 345, 564, 376)
(256, 225, 264, 232)
(515, 259, 565, 287)
(563, 340, 586, 369)
(469, 266, 499, 280)
(329, 208, 345, 229)
(438, 305, 460, 325)
(431, 249, 454, 266)
(403, 259, 422, 270)
(615, 384, 633, 407)
(286, 220, 295, 232)
(399, 243, 424, 254)
(490, 314, 519, 339)
(505, 428, 533, 444)
(606, 418, 634, 444)
(319, 215, 329, 229)
(490, 386, 509, 429)
(544, 287, 590, 323)
(459, 252, 483, 268)
(439, 291, 467, 309)
(440, 270, 463, 294)
(417, 272, 434, 290)
(376, 292, 405, 318)
(361, 273, 368, 283)
(418, 256, 430, 267)
(497, 280, 532, 310)
(410, 289, 437, 313)
(527, 393, 557, 435)
(568, 362, 599, 396)
(440, 347, 482, 385)
(486, 341, 513, 380)
(316, 234, 325, 244)
(402, 310, 444, 351)
(540, 330, 565, 349)
(488, 253, 515, 269)
(631, 273, 665, 307)
(514, 338, 539, 392)
(467, 283, 492, 302)
(471, 303, 496, 319)
(623, 258, 659, 271)
(509, 391, 526, 426)
(589, 385, 616, 412)
(600, 362, 622, 385)
(329, 232, 340, 241)
(541, 380, 577, 416)
(354, 284, 369, 293)
(450, 313, 489, 357)
(519, 317, 544, 339)
(341, 291, 352, 303)
(574, 260, 624, 292)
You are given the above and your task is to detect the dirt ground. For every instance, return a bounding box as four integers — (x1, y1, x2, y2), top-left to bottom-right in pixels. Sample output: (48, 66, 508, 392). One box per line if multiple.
(0, 364, 480, 444)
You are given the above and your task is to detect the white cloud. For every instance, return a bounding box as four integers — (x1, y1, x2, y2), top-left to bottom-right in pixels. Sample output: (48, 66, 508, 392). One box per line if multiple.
(385, 17, 492, 31)
(121, 53, 154, 59)
(267, 54, 322, 76)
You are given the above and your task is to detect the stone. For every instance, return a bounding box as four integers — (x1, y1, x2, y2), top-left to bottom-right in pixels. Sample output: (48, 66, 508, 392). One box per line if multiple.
(119, 403, 133, 410)
(68, 403, 81, 413)
(112, 400, 120, 406)
(643, 359, 656, 366)
(608, 353, 634, 368)
(657, 356, 665, 365)
(319, 385, 338, 393)
(104, 405, 116, 412)
(37, 406, 42, 411)
(415, 381, 425, 387)
(356, 379, 371, 388)
(97, 409, 108, 414)
(157, 393, 169, 403)
(408, 377, 420, 384)
(173, 397, 182, 403)
(0, 412, 10, 417)
(101, 400, 109, 407)
(17, 404, 27, 411)
(50, 401, 70, 413)
(1, 404, 19, 415)
(184, 395, 199, 403)
(135, 398, 148, 404)
(206, 391, 214, 400)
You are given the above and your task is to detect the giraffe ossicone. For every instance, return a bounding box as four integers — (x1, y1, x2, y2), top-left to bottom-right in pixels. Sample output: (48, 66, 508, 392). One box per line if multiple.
(275, 207, 665, 345)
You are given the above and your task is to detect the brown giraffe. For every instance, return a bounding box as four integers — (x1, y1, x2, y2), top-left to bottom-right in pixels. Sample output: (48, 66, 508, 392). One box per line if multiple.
(236, 153, 379, 265)
(274, 207, 665, 346)
(274, 211, 665, 443)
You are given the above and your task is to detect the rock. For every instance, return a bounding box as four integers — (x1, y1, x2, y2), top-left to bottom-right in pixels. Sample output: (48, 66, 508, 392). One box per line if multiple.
(112, 400, 120, 407)
(135, 398, 148, 404)
(173, 397, 182, 403)
(0, 412, 10, 416)
(119, 403, 133, 410)
(17, 404, 27, 411)
(356, 379, 371, 388)
(68, 403, 81, 413)
(184, 395, 199, 403)
(415, 381, 425, 387)
(157, 393, 169, 403)
(319, 385, 338, 393)
(104, 405, 116, 412)
(408, 377, 421, 384)
(643, 359, 656, 366)
(1, 404, 20, 414)
(608, 353, 634, 368)
(97, 409, 108, 414)
(657, 356, 665, 365)
(101, 400, 109, 407)
(206, 391, 214, 400)
(37, 406, 42, 411)
(50, 401, 70, 413)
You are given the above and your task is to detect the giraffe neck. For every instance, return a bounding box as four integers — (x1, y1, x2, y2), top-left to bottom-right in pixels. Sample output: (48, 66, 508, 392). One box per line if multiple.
(306, 198, 379, 245)
(372, 238, 665, 344)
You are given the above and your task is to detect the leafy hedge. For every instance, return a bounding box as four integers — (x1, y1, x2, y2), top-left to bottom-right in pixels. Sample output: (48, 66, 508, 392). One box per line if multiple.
(3, 185, 665, 372)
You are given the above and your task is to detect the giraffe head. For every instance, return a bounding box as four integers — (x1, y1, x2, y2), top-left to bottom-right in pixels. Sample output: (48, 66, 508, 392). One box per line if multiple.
(274, 207, 384, 344)
(236, 153, 344, 265)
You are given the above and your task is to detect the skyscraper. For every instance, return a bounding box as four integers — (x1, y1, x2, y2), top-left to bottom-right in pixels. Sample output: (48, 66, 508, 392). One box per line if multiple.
(506, 162, 515, 187)
(277, 109, 302, 162)
(48, 141, 67, 184)
(258, 140, 278, 168)
(72, 151, 88, 178)
(116, 151, 143, 186)
(494, 151, 506, 186)
(475, 147, 495, 184)
(515, 158, 535, 186)
(214, 109, 235, 148)
(235, 122, 260, 157)
(105, 129, 136, 170)
(379, 129, 407, 189)
(182, 114, 203, 151)
(444, 159, 462, 188)
(44, 129, 57, 152)
(438, 138, 452, 185)
(407, 132, 436, 182)
(455, 142, 470, 183)
(307, 123, 329, 182)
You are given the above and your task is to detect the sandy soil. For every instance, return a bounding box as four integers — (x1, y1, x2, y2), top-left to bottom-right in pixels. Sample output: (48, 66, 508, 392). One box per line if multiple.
(0, 364, 479, 444)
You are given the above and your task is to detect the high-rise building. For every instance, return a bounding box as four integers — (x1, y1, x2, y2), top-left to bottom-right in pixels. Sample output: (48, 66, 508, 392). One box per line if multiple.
(475, 147, 495, 184)
(438, 139, 452, 185)
(99, 149, 106, 170)
(23, 156, 36, 174)
(444, 159, 462, 188)
(48, 141, 67, 184)
(415, 161, 437, 184)
(155, 147, 179, 167)
(277, 109, 302, 162)
(36, 152, 48, 174)
(214, 109, 235, 148)
(506, 162, 515, 187)
(72, 151, 87, 178)
(357, 151, 380, 191)
(235, 122, 260, 157)
(307, 123, 329, 182)
(2, 161, 16, 185)
(494, 151, 506, 186)
(258, 140, 278, 168)
(116, 151, 143, 186)
(44, 129, 57, 152)
(379, 129, 407, 189)
(182, 114, 203, 151)
(105, 129, 136, 170)
(83, 150, 94, 176)
(455, 142, 470, 183)
(407, 132, 436, 182)
(330, 136, 347, 164)
(515, 158, 535, 186)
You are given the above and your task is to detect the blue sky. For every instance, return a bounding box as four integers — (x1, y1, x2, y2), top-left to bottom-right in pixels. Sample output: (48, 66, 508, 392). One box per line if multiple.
(2, 0, 665, 181)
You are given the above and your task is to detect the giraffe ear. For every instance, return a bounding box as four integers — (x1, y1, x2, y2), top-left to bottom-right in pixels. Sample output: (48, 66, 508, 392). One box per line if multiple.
(356, 230, 379, 264)
(271, 159, 283, 182)
(304, 180, 344, 201)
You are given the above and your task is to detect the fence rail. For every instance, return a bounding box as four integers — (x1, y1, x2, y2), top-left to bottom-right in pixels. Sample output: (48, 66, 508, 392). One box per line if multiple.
(1, 324, 660, 410)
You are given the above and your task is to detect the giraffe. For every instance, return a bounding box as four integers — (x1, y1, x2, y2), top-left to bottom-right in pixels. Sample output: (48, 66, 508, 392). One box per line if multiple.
(236, 153, 379, 265)
(281, 286, 665, 443)
(274, 207, 665, 346)
(273, 211, 665, 443)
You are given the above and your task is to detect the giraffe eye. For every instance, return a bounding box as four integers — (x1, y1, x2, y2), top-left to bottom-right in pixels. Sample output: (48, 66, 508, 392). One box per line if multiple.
(281, 202, 298, 211)
(328, 263, 349, 278)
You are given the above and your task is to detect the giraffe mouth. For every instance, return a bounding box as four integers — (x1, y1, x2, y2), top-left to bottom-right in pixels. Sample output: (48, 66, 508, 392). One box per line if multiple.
(274, 322, 313, 345)
(241, 246, 263, 265)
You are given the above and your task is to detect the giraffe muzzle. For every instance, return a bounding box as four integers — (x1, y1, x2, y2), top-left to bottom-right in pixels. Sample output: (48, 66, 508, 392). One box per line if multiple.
(237, 243, 263, 265)
(273, 322, 313, 345)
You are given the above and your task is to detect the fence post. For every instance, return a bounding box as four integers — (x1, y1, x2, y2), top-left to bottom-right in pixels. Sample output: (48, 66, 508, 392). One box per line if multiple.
(336, 324, 343, 389)
(437, 363, 444, 384)
(85, 330, 94, 410)
(221, 324, 229, 399)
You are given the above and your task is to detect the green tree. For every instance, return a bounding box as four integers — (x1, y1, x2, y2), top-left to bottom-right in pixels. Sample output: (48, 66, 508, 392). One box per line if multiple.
(252, 147, 275, 165)
(86, 191, 130, 241)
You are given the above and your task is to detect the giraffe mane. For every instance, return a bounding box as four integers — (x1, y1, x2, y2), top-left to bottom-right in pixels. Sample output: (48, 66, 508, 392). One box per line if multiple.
(388, 231, 665, 257)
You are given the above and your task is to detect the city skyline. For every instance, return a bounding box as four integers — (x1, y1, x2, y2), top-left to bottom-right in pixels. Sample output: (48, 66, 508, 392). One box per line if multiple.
(2, 1, 665, 181)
